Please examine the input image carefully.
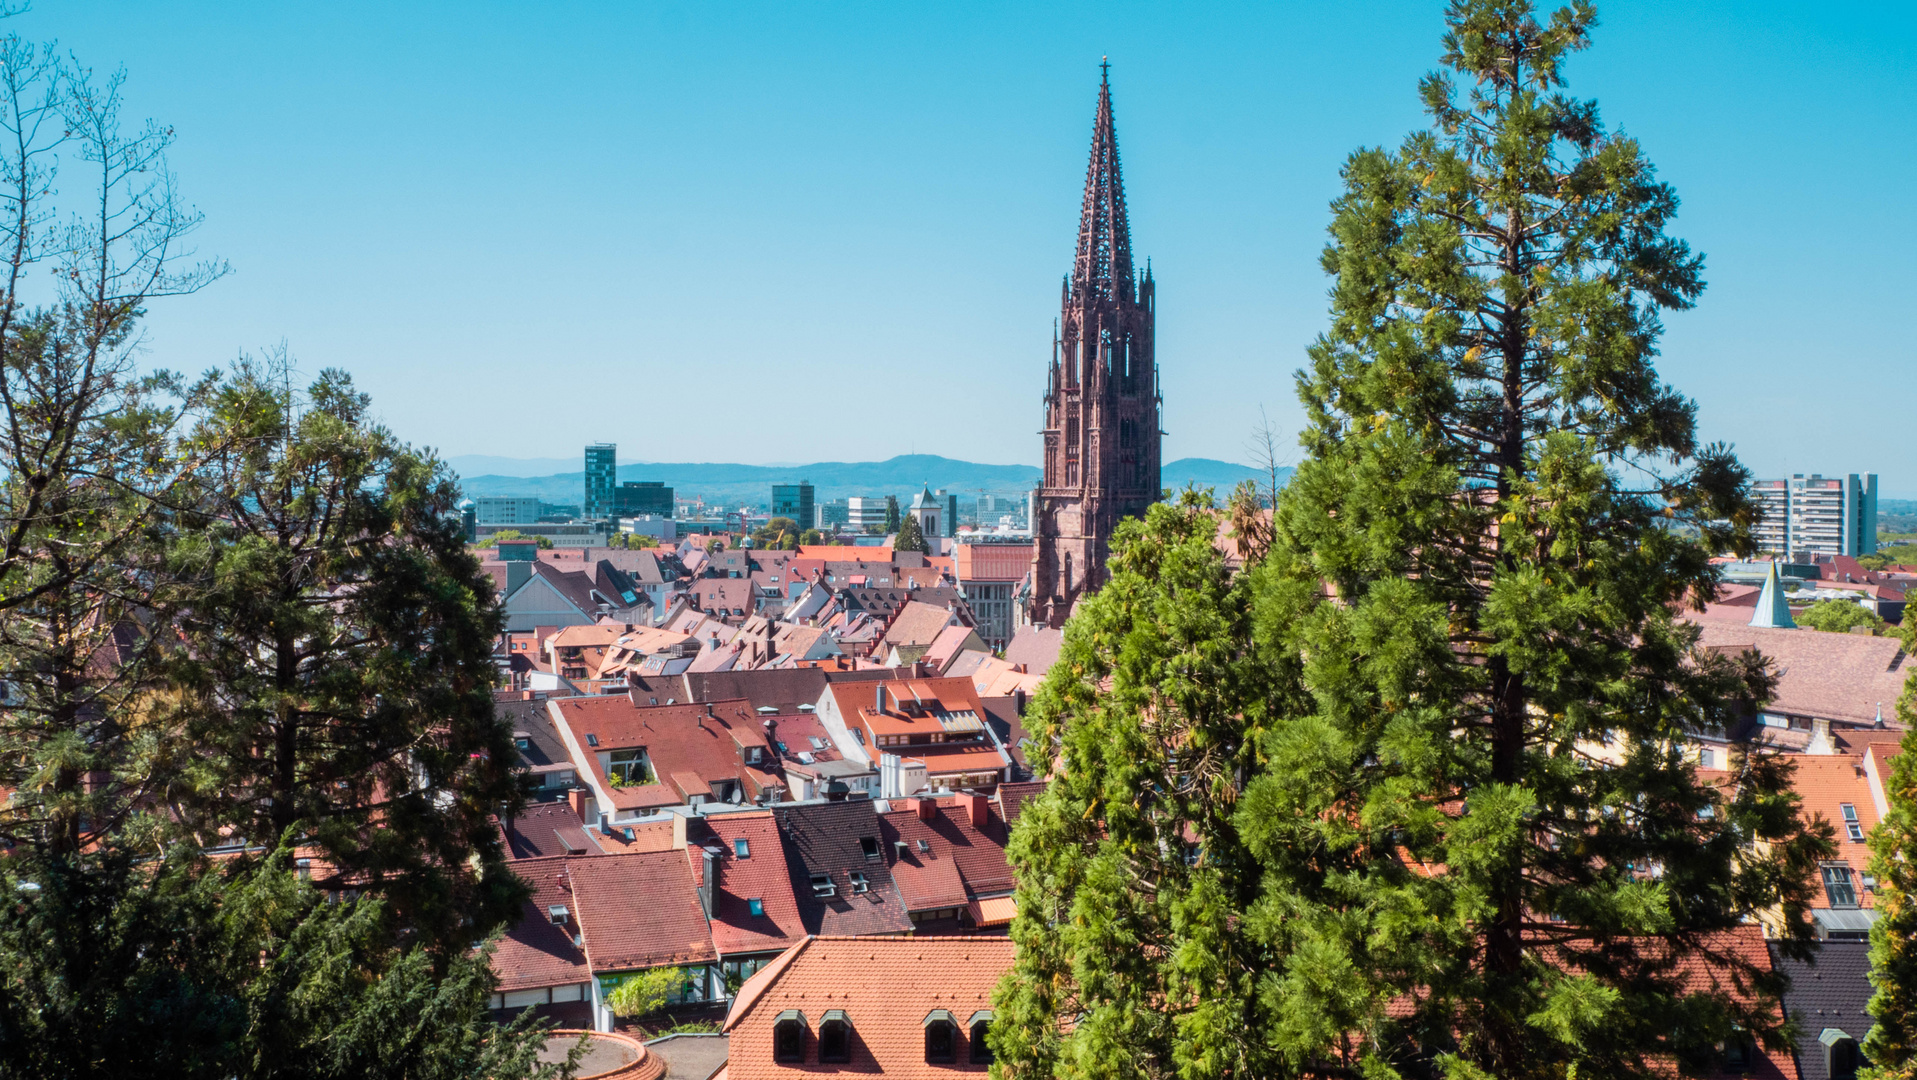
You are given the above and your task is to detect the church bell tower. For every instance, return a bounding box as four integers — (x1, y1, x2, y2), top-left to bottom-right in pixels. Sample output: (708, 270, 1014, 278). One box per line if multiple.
(1028, 62, 1161, 629)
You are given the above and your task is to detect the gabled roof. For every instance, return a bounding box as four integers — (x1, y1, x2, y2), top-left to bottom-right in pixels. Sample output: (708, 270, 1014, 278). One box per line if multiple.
(692, 811, 808, 958)
(879, 795, 1015, 910)
(881, 600, 966, 650)
(953, 543, 1034, 582)
(568, 850, 716, 972)
(492, 856, 591, 991)
(993, 780, 1047, 823)
(550, 697, 780, 811)
(723, 936, 1014, 1080)
(1689, 621, 1911, 726)
(683, 668, 831, 715)
(499, 801, 603, 860)
(770, 800, 915, 937)
(1787, 755, 1880, 910)
(1003, 625, 1064, 678)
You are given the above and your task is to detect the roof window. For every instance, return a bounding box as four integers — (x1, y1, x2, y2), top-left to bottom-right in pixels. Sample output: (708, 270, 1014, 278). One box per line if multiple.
(861, 836, 881, 861)
(810, 873, 836, 898)
(849, 871, 869, 894)
(585, 733, 599, 747)
(547, 904, 569, 926)
(1823, 863, 1860, 908)
(748, 898, 765, 917)
(734, 838, 750, 858)
(916, 839, 931, 853)
(1841, 803, 1865, 842)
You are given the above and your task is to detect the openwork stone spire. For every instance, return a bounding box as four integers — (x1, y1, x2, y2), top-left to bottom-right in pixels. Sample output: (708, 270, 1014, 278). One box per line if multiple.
(1072, 58, 1134, 303)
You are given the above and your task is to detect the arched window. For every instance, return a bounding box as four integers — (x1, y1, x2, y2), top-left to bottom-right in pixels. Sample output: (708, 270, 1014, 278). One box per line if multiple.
(969, 1010, 994, 1064)
(819, 1010, 852, 1064)
(923, 1009, 958, 1063)
(773, 1010, 807, 1064)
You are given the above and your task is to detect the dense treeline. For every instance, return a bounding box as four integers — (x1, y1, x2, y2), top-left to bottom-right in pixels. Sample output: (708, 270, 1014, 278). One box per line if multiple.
(0, 25, 562, 1080)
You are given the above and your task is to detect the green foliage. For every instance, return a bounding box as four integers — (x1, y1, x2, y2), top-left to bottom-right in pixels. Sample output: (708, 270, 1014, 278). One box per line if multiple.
(752, 517, 800, 550)
(1869, 542, 1917, 569)
(607, 532, 659, 550)
(798, 528, 825, 546)
(998, 4, 1828, 1078)
(489, 529, 553, 549)
(0, 844, 568, 1080)
(604, 966, 683, 1021)
(894, 513, 928, 555)
(1795, 598, 1889, 636)
(884, 495, 901, 533)
(163, 364, 526, 952)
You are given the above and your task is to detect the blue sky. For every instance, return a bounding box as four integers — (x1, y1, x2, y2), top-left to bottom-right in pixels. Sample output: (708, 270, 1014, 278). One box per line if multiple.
(14, 2, 1915, 492)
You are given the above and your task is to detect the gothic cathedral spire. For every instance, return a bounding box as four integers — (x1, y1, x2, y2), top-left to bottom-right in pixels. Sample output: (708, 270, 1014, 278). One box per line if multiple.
(1028, 62, 1161, 630)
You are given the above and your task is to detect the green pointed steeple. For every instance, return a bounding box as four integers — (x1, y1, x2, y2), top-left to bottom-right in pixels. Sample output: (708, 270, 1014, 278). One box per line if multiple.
(1750, 562, 1795, 629)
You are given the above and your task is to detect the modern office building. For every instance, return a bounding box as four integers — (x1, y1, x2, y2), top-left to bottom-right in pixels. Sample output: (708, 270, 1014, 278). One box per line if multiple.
(818, 500, 850, 529)
(583, 443, 617, 520)
(614, 481, 673, 517)
(771, 482, 815, 530)
(1752, 473, 1878, 559)
(845, 496, 890, 533)
(473, 496, 542, 526)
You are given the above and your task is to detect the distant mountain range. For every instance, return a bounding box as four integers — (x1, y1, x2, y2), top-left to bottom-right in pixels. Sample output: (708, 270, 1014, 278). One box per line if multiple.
(448, 454, 1285, 509)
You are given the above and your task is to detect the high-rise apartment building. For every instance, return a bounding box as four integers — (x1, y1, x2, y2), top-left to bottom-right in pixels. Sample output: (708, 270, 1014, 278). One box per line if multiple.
(771, 482, 815, 530)
(1751, 473, 1878, 559)
(583, 443, 617, 521)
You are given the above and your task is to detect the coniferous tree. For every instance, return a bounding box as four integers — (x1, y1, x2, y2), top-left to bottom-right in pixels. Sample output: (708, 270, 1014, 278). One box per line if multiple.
(164, 363, 524, 951)
(998, 4, 1830, 1079)
(1865, 678, 1917, 1077)
(894, 513, 928, 555)
(885, 495, 901, 534)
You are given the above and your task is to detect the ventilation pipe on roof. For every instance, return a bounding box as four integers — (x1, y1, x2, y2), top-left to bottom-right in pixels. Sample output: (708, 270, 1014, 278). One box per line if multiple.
(874, 683, 886, 715)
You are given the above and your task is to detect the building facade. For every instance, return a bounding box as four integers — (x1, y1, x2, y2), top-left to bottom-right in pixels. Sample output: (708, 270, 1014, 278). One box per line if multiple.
(583, 443, 618, 521)
(907, 486, 943, 540)
(474, 496, 542, 526)
(1029, 65, 1161, 628)
(771, 483, 815, 530)
(845, 496, 889, 533)
(1753, 473, 1878, 559)
(615, 481, 673, 517)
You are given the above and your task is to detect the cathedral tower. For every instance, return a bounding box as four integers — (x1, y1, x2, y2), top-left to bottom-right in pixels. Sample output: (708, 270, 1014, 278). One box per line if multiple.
(1028, 63, 1160, 629)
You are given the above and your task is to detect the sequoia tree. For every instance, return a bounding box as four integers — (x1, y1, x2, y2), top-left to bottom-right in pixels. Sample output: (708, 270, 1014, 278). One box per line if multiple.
(997, 4, 1829, 1079)
(164, 362, 525, 950)
(1864, 675, 1917, 1075)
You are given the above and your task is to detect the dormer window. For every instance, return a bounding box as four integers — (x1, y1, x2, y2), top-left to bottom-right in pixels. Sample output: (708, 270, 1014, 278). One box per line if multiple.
(773, 1010, 807, 1064)
(819, 1010, 852, 1063)
(745, 745, 764, 765)
(923, 1010, 958, 1063)
(969, 1011, 994, 1064)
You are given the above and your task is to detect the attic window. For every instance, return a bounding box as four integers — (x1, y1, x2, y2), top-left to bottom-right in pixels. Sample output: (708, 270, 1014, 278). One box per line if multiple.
(810, 873, 836, 898)
(773, 1010, 807, 1064)
(849, 871, 869, 894)
(734, 838, 750, 858)
(748, 898, 765, 917)
(547, 904, 569, 926)
(916, 839, 931, 853)
(819, 1010, 851, 1063)
(1842, 803, 1865, 842)
(809, 736, 826, 750)
(969, 1010, 995, 1065)
(585, 733, 599, 747)
(923, 1010, 958, 1063)
(861, 837, 881, 862)
(514, 737, 530, 750)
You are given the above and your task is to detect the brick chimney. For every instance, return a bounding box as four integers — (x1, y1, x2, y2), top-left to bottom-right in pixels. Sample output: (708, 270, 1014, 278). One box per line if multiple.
(959, 792, 988, 830)
(915, 796, 937, 822)
(567, 787, 589, 824)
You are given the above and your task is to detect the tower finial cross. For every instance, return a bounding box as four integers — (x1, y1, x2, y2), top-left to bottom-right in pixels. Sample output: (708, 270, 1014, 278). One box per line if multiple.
(1100, 56, 1109, 83)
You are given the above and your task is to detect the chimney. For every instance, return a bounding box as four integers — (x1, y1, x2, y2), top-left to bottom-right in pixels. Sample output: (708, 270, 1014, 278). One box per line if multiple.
(672, 813, 689, 850)
(1013, 689, 1027, 715)
(697, 847, 717, 917)
(915, 796, 936, 822)
(874, 683, 886, 715)
(567, 787, 589, 824)
(960, 792, 988, 830)
(1807, 717, 1835, 755)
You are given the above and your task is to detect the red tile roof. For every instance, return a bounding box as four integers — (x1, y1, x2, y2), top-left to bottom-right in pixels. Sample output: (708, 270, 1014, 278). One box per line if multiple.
(1689, 622, 1911, 726)
(879, 795, 1015, 911)
(770, 801, 915, 937)
(952, 543, 1033, 582)
(694, 812, 809, 957)
(493, 856, 591, 992)
(569, 851, 716, 972)
(723, 936, 1014, 1080)
(551, 697, 782, 811)
(1786, 754, 1880, 909)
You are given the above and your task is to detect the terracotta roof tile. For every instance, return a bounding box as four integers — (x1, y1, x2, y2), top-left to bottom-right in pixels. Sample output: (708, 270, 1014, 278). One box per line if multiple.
(771, 801, 915, 937)
(493, 856, 592, 992)
(693, 812, 809, 958)
(1689, 622, 1911, 726)
(879, 795, 1014, 912)
(722, 936, 1014, 1080)
(570, 851, 716, 972)
(1786, 755, 1880, 910)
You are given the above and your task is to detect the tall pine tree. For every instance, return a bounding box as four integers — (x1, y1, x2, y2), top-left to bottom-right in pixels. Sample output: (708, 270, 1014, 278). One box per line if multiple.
(1864, 662, 1917, 1076)
(997, 4, 1830, 1079)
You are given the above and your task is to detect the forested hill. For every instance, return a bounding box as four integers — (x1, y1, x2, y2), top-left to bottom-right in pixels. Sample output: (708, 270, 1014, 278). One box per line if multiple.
(449, 454, 1284, 508)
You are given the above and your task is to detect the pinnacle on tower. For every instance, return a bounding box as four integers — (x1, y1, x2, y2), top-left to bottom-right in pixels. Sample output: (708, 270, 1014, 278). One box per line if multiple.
(1073, 60, 1133, 303)
(1749, 562, 1796, 629)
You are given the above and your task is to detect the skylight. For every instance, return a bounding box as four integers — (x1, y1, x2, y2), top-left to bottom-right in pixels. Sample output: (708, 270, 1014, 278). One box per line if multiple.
(734, 838, 750, 858)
